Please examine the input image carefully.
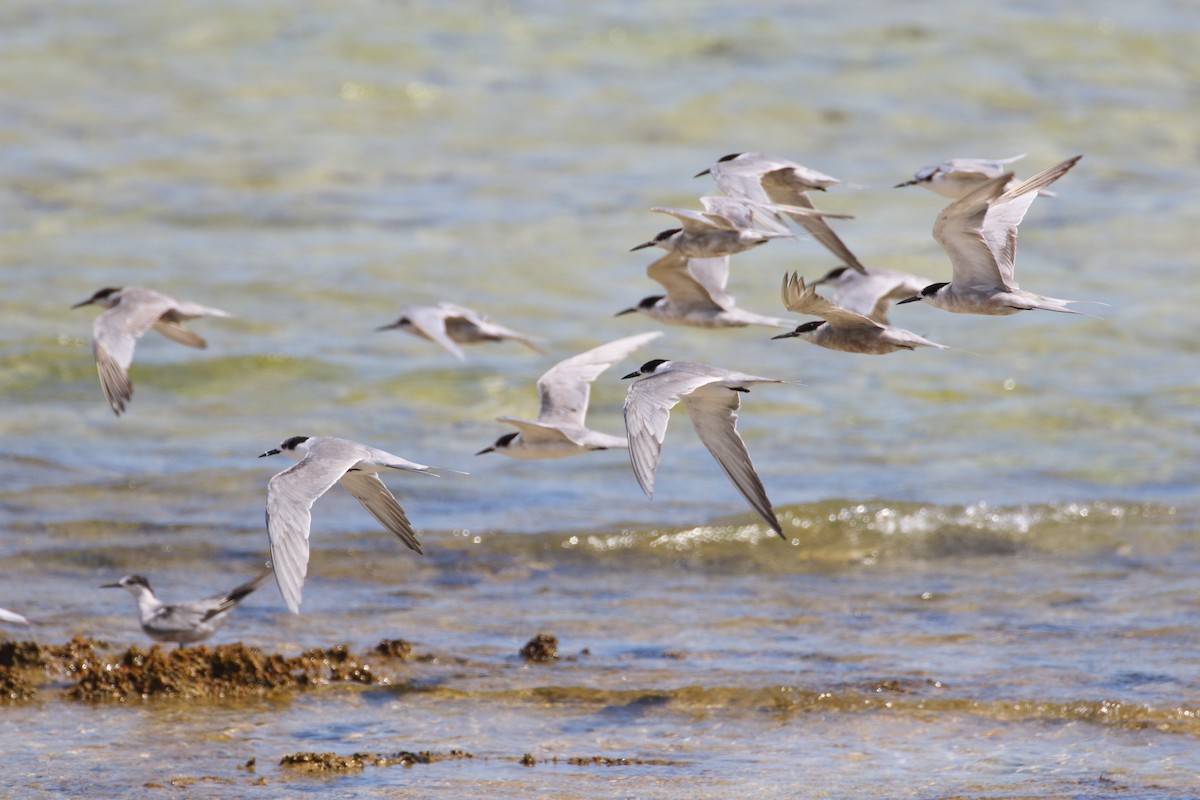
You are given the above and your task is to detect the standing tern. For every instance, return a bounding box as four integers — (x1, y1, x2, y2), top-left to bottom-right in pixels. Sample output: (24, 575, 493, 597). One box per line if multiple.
(696, 152, 867, 274)
(259, 436, 460, 614)
(897, 155, 1084, 316)
(477, 332, 662, 459)
(617, 250, 790, 329)
(377, 303, 543, 361)
(622, 359, 786, 539)
(893, 154, 1057, 199)
(773, 273, 946, 354)
(71, 286, 232, 416)
(810, 265, 932, 325)
(103, 568, 272, 646)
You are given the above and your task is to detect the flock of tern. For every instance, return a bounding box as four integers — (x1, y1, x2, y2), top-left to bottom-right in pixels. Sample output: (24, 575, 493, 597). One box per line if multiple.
(58, 150, 1092, 642)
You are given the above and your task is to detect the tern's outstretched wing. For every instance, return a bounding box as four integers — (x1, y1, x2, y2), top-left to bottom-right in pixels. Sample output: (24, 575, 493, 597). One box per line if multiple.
(535, 332, 662, 429)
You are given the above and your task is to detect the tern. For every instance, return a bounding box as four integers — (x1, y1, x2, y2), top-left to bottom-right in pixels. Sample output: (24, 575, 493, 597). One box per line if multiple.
(897, 155, 1084, 316)
(893, 154, 1055, 199)
(696, 152, 867, 273)
(259, 436, 459, 613)
(377, 303, 543, 361)
(477, 332, 662, 459)
(617, 250, 790, 329)
(622, 359, 786, 538)
(71, 286, 232, 416)
(773, 273, 946, 354)
(810, 265, 932, 325)
(630, 203, 801, 259)
(103, 569, 272, 646)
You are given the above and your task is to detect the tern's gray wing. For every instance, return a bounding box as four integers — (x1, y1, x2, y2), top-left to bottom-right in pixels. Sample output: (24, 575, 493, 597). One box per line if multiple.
(827, 268, 930, 324)
(978, 156, 1080, 286)
(758, 184, 866, 274)
(780, 273, 880, 329)
(647, 251, 732, 311)
(623, 368, 722, 499)
(266, 450, 361, 613)
(91, 293, 176, 415)
(650, 206, 738, 233)
(406, 306, 466, 360)
(145, 603, 213, 637)
(338, 471, 423, 554)
(681, 383, 782, 536)
(535, 332, 662, 429)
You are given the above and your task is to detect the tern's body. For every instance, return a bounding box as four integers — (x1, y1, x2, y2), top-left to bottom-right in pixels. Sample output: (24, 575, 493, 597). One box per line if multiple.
(774, 273, 946, 354)
(696, 152, 866, 273)
(71, 286, 232, 415)
(622, 359, 785, 538)
(619, 251, 790, 330)
(259, 435, 452, 613)
(895, 155, 1027, 198)
(478, 332, 661, 459)
(103, 569, 272, 645)
(899, 155, 1083, 316)
(377, 303, 542, 360)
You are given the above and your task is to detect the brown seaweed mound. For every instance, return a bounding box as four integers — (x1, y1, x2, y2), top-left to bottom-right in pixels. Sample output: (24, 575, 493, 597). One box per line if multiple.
(520, 633, 559, 663)
(280, 750, 473, 771)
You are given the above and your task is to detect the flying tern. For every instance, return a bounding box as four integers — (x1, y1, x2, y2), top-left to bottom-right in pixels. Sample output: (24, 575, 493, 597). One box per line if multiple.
(622, 359, 786, 538)
(617, 250, 790, 329)
(773, 273, 946, 354)
(377, 303, 543, 361)
(71, 286, 232, 415)
(810, 265, 932, 325)
(259, 436, 460, 613)
(893, 154, 1058, 199)
(477, 332, 662, 459)
(897, 155, 1085, 316)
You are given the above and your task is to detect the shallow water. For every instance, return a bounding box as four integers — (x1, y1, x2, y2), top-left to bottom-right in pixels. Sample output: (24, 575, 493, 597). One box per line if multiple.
(2, 0, 1199, 797)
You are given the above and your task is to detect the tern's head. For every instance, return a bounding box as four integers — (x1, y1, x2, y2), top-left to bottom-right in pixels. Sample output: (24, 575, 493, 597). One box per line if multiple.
(622, 358, 670, 380)
(259, 435, 311, 459)
(630, 228, 681, 252)
(376, 315, 412, 332)
(894, 165, 939, 188)
(71, 287, 123, 309)
(102, 574, 154, 597)
(476, 431, 518, 455)
(693, 152, 744, 178)
(771, 320, 826, 341)
(898, 282, 948, 305)
(615, 295, 664, 317)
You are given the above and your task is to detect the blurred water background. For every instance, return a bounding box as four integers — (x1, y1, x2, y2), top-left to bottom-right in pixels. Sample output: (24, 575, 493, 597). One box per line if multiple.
(1, 0, 1198, 797)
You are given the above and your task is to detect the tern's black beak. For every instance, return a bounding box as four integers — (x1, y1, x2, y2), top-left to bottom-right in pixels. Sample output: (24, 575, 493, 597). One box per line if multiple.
(771, 330, 800, 340)
(475, 446, 495, 455)
(896, 295, 922, 305)
(629, 240, 655, 252)
(375, 323, 398, 332)
(615, 307, 638, 317)
(258, 449, 281, 458)
(101, 582, 122, 589)
(893, 179, 919, 188)
(693, 167, 711, 178)
(621, 370, 640, 379)
(70, 298, 93, 309)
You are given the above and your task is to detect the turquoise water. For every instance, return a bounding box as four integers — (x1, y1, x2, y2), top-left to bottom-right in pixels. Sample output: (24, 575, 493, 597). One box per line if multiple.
(1, 1, 1198, 797)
